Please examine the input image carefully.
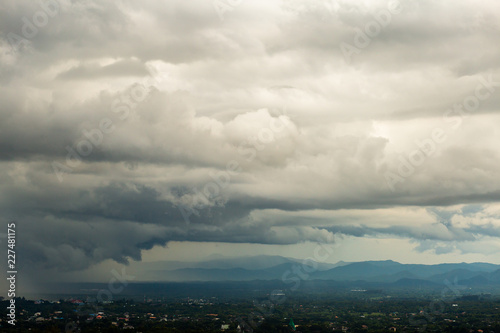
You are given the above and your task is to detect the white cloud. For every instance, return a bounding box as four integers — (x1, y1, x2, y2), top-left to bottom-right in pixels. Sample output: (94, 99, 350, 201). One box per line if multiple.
(1, 0, 500, 278)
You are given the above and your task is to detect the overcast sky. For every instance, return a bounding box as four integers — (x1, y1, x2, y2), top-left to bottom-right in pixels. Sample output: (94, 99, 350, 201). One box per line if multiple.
(1, 0, 500, 290)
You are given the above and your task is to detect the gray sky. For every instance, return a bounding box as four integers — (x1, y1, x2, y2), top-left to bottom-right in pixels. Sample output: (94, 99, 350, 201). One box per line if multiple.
(1, 0, 500, 289)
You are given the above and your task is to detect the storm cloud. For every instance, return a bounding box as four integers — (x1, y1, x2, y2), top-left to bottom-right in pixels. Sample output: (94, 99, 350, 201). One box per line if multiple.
(1, 0, 500, 276)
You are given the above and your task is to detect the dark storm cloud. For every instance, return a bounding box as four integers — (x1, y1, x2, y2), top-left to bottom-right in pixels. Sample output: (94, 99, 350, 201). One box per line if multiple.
(1, 0, 500, 272)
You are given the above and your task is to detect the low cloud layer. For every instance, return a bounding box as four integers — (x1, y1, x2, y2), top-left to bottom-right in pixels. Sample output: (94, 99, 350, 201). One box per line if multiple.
(1, 0, 500, 274)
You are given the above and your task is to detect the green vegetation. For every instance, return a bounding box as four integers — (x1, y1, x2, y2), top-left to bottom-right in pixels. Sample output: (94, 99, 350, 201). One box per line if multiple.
(2, 292, 500, 332)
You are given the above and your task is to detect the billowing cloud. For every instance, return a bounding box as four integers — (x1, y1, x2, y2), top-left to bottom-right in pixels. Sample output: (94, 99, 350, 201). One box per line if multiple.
(1, 0, 500, 277)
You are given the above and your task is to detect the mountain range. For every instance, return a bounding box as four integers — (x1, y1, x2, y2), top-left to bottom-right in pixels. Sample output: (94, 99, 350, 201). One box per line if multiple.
(140, 256, 500, 287)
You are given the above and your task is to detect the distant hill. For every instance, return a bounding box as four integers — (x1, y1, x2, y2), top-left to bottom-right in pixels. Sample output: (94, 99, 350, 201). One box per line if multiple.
(141, 255, 340, 272)
(391, 278, 441, 288)
(139, 256, 500, 288)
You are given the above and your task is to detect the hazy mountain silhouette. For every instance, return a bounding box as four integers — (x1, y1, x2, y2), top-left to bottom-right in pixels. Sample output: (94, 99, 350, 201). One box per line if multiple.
(140, 256, 500, 288)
